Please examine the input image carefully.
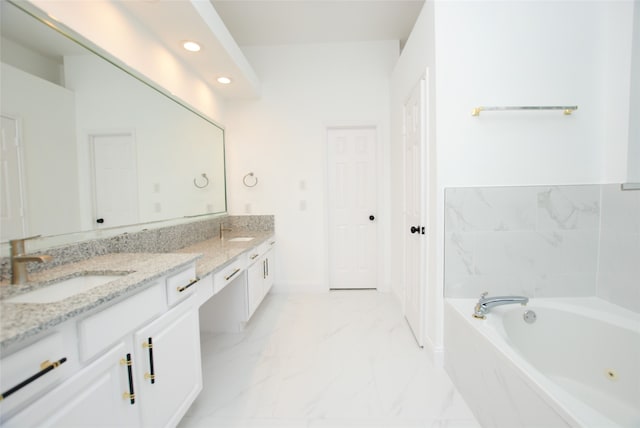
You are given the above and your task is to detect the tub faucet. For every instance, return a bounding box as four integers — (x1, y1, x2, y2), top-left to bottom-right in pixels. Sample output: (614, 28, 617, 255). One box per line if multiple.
(9, 235, 53, 285)
(473, 292, 528, 319)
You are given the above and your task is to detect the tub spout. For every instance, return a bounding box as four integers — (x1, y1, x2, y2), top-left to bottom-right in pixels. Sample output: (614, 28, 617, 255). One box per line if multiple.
(473, 292, 528, 319)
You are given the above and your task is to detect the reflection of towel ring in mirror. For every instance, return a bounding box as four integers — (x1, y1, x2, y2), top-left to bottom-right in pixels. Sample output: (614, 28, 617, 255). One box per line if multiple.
(194, 173, 209, 189)
(243, 172, 258, 187)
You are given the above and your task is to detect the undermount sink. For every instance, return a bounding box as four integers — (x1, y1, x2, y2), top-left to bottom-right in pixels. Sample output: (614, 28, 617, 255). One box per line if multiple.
(6, 274, 127, 304)
(227, 237, 254, 242)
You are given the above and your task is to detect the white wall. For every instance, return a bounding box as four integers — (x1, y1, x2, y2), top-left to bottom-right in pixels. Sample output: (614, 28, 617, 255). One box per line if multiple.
(225, 41, 398, 292)
(391, 0, 635, 351)
(435, 1, 632, 187)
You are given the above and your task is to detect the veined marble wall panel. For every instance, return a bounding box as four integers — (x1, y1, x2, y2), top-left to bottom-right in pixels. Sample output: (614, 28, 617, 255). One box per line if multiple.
(444, 185, 600, 298)
(597, 184, 640, 313)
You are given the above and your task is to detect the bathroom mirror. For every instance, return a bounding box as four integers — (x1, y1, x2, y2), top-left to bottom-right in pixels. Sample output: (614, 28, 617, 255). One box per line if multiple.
(0, 1, 227, 246)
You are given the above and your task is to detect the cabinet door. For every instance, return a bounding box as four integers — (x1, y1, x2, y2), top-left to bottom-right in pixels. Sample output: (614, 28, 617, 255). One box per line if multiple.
(134, 298, 202, 428)
(263, 249, 275, 296)
(5, 342, 137, 428)
(246, 257, 265, 318)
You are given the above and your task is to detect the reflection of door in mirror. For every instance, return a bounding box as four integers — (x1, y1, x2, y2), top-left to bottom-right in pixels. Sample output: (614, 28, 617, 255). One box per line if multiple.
(0, 114, 27, 241)
(91, 132, 139, 229)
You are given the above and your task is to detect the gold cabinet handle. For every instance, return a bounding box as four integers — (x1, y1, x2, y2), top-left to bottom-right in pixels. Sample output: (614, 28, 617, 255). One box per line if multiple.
(225, 268, 241, 281)
(176, 278, 198, 293)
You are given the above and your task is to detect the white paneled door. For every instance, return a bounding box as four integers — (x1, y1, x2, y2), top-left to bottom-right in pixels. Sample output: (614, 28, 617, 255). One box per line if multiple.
(90, 132, 139, 229)
(327, 127, 378, 289)
(404, 78, 427, 347)
(0, 114, 27, 241)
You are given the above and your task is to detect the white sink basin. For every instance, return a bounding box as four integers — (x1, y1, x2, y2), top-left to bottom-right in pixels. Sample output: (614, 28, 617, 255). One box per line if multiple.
(227, 237, 254, 242)
(6, 275, 125, 304)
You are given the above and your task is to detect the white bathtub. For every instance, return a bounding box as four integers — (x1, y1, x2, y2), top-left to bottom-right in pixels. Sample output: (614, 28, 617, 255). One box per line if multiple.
(444, 297, 640, 428)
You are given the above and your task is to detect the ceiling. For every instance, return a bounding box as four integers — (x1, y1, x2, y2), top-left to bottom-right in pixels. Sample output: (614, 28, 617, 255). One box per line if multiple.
(210, 0, 425, 48)
(2, 0, 424, 101)
(120, 0, 424, 99)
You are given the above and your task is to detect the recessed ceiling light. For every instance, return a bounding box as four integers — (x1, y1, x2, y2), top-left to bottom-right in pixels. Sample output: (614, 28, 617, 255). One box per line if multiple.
(217, 77, 232, 85)
(183, 41, 201, 52)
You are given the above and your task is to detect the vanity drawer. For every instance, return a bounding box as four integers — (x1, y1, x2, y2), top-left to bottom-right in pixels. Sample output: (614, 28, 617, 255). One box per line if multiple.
(78, 282, 165, 361)
(0, 333, 68, 415)
(213, 256, 246, 295)
(166, 263, 198, 306)
(259, 239, 276, 257)
(247, 248, 262, 265)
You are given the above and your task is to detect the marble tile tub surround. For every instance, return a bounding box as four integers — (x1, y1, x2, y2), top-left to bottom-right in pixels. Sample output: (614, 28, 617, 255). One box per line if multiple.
(444, 184, 640, 312)
(444, 185, 601, 299)
(597, 184, 640, 312)
(0, 215, 274, 282)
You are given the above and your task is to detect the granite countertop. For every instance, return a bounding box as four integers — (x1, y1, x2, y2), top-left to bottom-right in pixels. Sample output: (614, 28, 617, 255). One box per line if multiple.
(0, 253, 200, 351)
(177, 231, 275, 278)
(0, 230, 275, 352)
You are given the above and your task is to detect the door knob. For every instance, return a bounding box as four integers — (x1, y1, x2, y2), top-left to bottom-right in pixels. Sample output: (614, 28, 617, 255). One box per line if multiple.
(369, 215, 375, 221)
(96, 218, 104, 224)
(410, 226, 420, 234)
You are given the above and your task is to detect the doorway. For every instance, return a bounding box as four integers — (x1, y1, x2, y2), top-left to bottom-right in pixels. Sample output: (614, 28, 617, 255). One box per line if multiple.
(327, 127, 378, 289)
(403, 76, 428, 347)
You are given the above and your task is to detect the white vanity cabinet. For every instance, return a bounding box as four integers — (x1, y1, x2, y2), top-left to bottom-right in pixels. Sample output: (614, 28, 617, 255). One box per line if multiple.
(246, 239, 276, 320)
(4, 342, 137, 428)
(2, 262, 203, 428)
(133, 297, 202, 428)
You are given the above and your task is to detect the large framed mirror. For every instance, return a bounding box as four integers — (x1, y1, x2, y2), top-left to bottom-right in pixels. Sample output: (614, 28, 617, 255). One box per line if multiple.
(0, 0, 227, 250)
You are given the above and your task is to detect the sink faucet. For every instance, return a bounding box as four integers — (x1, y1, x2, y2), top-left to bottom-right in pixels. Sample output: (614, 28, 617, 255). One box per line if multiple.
(473, 292, 528, 319)
(9, 235, 52, 285)
(219, 223, 231, 240)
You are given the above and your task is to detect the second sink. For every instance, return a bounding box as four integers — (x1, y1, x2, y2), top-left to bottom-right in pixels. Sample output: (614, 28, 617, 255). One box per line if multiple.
(6, 274, 127, 304)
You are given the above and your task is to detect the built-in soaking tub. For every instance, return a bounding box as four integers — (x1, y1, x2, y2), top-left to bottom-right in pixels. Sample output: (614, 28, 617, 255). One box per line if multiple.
(444, 297, 640, 428)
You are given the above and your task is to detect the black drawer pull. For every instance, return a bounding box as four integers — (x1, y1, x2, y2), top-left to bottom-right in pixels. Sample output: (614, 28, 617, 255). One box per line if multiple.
(176, 278, 198, 293)
(0, 357, 67, 402)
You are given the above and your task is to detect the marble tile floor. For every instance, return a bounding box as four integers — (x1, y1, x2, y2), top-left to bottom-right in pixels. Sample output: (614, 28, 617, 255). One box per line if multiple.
(179, 291, 480, 428)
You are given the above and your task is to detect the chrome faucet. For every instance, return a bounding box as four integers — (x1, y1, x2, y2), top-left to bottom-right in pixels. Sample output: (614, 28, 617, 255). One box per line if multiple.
(9, 235, 52, 285)
(219, 223, 231, 240)
(473, 292, 528, 319)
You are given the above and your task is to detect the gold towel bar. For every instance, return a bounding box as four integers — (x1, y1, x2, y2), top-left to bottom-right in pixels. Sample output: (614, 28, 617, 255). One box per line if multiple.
(471, 106, 578, 116)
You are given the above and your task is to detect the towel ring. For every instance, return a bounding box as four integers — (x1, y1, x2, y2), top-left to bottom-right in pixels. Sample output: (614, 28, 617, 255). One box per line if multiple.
(243, 172, 258, 188)
(194, 173, 209, 189)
